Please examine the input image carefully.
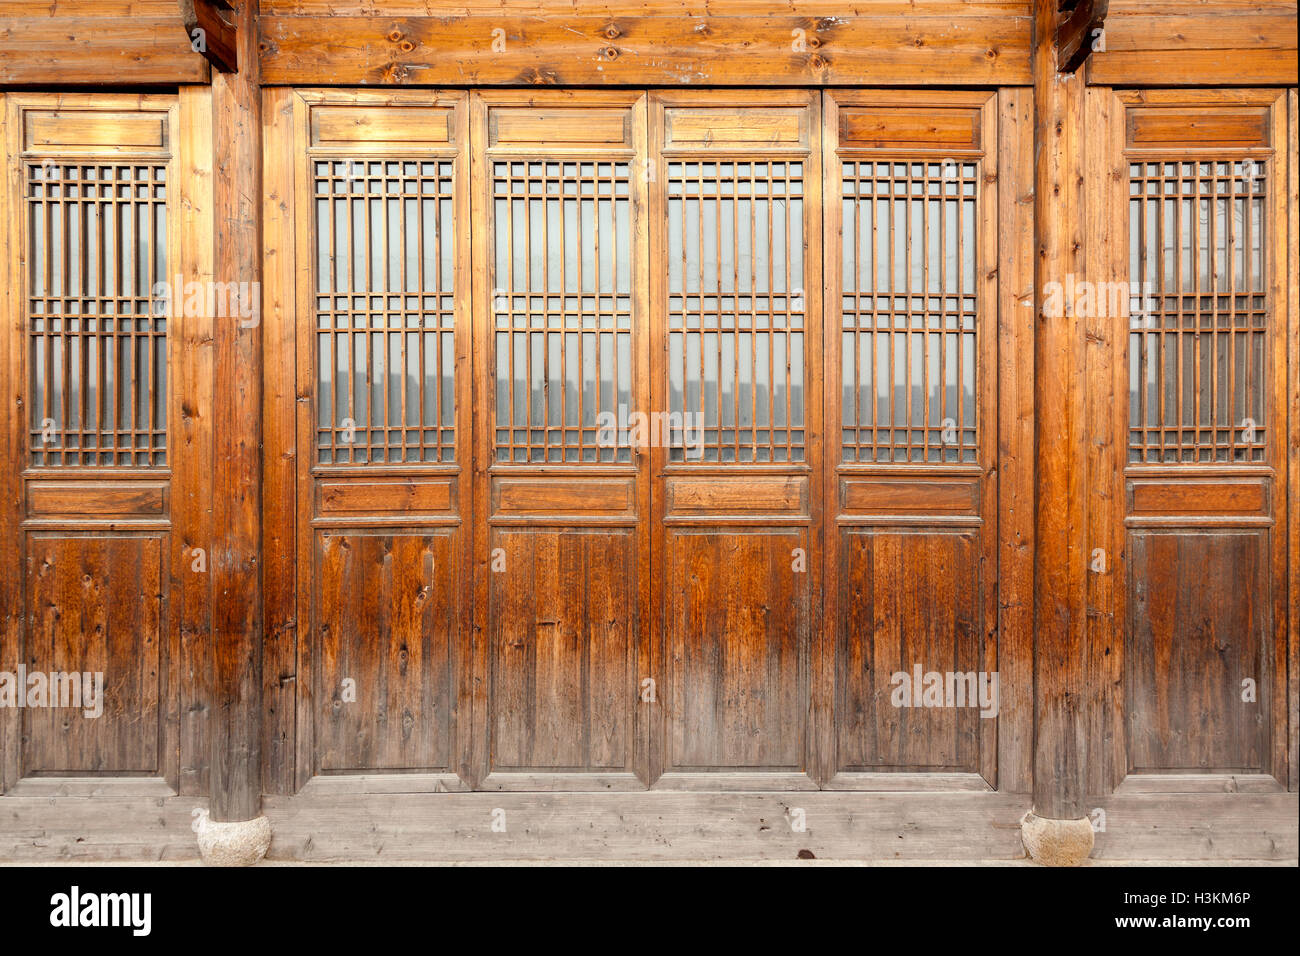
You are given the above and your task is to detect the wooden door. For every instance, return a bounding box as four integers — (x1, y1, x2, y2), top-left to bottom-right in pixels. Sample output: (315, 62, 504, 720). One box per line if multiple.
(469, 92, 652, 789)
(1, 94, 186, 790)
(270, 90, 474, 789)
(1094, 90, 1292, 787)
(821, 91, 1000, 789)
(648, 91, 823, 788)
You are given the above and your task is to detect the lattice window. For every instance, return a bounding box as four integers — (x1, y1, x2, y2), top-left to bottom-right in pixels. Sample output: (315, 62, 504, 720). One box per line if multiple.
(840, 160, 978, 464)
(314, 159, 457, 464)
(492, 159, 633, 464)
(26, 162, 169, 467)
(1128, 159, 1268, 463)
(666, 160, 805, 464)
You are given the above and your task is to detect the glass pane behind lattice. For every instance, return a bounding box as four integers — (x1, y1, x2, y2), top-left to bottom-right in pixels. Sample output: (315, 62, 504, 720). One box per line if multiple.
(1127, 160, 1268, 463)
(491, 160, 633, 464)
(839, 160, 978, 464)
(27, 162, 169, 467)
(314, 159, 457, 464)
(666, 160, 806, 464)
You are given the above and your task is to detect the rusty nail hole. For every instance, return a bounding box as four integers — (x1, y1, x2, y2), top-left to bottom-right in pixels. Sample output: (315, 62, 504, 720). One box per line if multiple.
(387, 30, 403, 42)
(399, 40, 414, 52)
(604, 24, 621, 39)
(603, 46, 620, 59)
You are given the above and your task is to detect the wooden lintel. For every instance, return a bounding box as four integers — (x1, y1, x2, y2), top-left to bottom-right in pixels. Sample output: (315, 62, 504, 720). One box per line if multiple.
(1056, 0, 1108, 74)
(179, 0, 238, 74)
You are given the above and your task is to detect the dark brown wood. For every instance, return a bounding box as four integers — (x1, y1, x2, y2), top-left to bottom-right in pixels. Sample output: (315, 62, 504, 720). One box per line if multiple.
(1055, 0, 1107, 74)
(179, 0, 238, 73)
(208, 0, 262, 822)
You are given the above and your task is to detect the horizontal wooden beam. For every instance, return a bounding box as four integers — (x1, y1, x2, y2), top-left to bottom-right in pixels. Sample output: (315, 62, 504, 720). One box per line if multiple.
(258, 14, 1032, 86)
(0, 15, 209, 85)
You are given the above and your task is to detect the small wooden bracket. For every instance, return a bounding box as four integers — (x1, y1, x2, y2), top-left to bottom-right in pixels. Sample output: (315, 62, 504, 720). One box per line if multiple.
(1055, 0, 1109, 74)
(179, 0, 239, 73)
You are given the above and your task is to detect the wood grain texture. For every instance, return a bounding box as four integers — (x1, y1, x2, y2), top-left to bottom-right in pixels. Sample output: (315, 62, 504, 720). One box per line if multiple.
(487, 529, 639, 775)
(0, 4, 209, 85)
(208, 0, 262, 823)
(1088, 3, 1298, 85)
(315, 532, 458, 771)
(258, 14, 1031, 86)
(1127, 531, 1270, 772)
(23, 534, 164, 774)
(832, 530, 983, 775)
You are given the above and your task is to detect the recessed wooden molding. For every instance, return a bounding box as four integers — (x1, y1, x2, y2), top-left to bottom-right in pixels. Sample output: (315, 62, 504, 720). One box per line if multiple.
(838, 107, 981, 151)
(311, 105, 452, 147)
(23, 110, 168, 150)
(178, 0, 238, 73)
(1127, 107, 1270, 150)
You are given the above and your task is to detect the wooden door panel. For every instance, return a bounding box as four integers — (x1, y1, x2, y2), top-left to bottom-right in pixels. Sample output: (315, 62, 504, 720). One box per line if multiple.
(1107, 91, 1290, 788)
(649, 90, 822, 787)
(662, 529, 809, 772)
(822, 91, 999, 789)
(315, 531, 457, 773)
(835, 530, 982, 773)
(1127, 530, 1269, 772)
(2, 94, 182, 791)
(472, 91, 651, 789)
(23, 533, 162, 773)
(278, 89, 474, 789)
(488, 528, 637, 773)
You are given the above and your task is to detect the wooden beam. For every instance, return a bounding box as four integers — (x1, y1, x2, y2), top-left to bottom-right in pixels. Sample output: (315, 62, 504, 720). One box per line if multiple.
(1032, 0, 1092, 821)
(257, 13, 1032, 87)
(208, 0, 262, 823)
(179, 0, 238, 73)
(1056, 0, 1107, 73)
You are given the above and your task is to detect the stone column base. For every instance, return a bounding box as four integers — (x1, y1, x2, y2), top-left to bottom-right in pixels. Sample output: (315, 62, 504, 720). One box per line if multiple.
(1021, 811, 1094, 866)
(192, 809, 272, 867)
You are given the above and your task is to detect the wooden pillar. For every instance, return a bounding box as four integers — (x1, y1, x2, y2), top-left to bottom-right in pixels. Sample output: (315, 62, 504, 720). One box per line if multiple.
(209, 0, 263, 823)
(1031, 0, 1091, 822)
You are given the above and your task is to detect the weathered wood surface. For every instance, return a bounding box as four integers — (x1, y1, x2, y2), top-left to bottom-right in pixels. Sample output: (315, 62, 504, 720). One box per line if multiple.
(0, 1, 209, 85)
(0, 789, 1295, 862)
(1088, 0, 1298, 85)
(258, 4, 1034, 86)
(208, 0, 263, 822)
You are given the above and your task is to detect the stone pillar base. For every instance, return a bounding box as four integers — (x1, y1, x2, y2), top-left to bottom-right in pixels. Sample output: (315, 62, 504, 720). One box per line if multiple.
(1021, 811, 1094, 866)
(192, 809, 272, 867)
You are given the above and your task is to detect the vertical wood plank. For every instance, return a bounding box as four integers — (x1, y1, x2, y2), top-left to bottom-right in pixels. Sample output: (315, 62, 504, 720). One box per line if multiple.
(1288, 88, 1299, 794)
(261, 85, 296, 794)
(0, 92, 18, 793)
(1033, 0, 1094, 819)
(209, 0, 263, 821)
(996, 86, 1035, 795)
(176, 86, 216, 796)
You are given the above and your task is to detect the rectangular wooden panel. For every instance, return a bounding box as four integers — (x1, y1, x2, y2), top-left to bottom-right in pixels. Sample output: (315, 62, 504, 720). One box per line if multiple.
(310, 106, 452, 147)
(664, 107, 807, 150)
(665, 476, 806, 516)
(27, 482, 165, 517)
(841, 478, 979, 515)
(494, 478, 633, 516)
(1128, 479, 1269, 517)
(1127, 108, 1269, 150)
(22, 534, 162, 773)
(1127, 531, 1269, 772)
(834, 530, 984, 774)
(663, 530, 809, 772)
(488, 528, 637, 772)
(490, 108, 629, 148)
(315, 532, 457, 772)
(24, 111, 167, 150)
(838, 107, 981, 151)
(318, 479, 454, 516)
